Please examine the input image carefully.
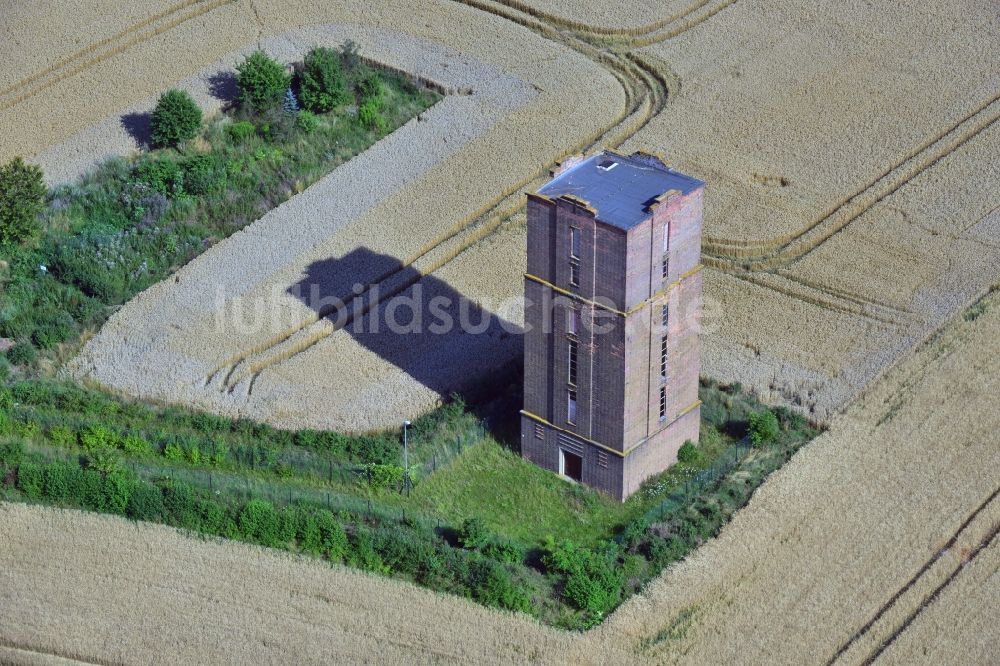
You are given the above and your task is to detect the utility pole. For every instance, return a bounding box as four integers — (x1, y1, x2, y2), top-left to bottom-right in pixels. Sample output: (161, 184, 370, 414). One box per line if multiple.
(403, 420, 411, 496)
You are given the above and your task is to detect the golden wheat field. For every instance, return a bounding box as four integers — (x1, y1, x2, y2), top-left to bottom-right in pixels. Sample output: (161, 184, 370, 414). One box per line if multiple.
(2, 0, 998, 662)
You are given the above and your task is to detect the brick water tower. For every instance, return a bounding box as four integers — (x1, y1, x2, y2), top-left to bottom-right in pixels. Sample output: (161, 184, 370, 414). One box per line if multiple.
(520, 150, 704, 501)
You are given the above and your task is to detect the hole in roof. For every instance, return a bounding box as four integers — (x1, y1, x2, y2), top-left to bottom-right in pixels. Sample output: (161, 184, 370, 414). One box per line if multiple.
(597, 158, 618, 171)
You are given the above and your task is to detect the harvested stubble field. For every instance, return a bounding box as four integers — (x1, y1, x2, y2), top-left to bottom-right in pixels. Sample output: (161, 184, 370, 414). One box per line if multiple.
(2, 0, 999, 661)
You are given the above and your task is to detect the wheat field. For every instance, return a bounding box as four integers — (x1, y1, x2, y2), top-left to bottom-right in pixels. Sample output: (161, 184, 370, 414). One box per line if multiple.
(2, 0, 998, 661)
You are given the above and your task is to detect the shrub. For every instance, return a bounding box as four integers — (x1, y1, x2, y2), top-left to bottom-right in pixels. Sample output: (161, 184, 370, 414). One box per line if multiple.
(563, 559, 623, 616)
(16, 461, 44, 499)
(238, 498, 284, 547)
(180, 154, 226, 195)
(42, 460, 80, 502)
(121, 433, 151, 455)
(162, 481, 199, 526)
(299, 47, 350, 113)
(469, 559, 532, 614)
(226, 121, 257, 143)
(150, 89, 202, 148)
(677, 440, 701, 465)
(358, 97, 387, 133)
(748, 409, 780, 447)
(133, 158, 184, 196)
(358, 72, 385, 109)
(483, 539, 525, 565)
(458, 517, 490, 550)
(0, 157, 46, 248)
(542, 538, 624, 616)
(235, 51, 291, 114)
(47, 425, 77, 448)
(163, 442, 184, 461)
(347, 528, 388, 574)
(296, 110, 320, 134)
(0, 439, 24, 469)
(363, 463, 404, 490)
(126, 483, 166, 521)
(80, 424, 118, 451)
(314, 509, 348, 560)
(6, 340, 37, 366)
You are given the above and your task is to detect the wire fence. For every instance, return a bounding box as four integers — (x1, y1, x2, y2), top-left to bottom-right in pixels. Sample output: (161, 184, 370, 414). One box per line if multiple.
(639, 439, 753, 527)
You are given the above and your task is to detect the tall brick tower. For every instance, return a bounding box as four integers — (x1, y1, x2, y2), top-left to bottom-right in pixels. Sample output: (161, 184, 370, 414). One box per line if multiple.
(520, 150, 703, 501)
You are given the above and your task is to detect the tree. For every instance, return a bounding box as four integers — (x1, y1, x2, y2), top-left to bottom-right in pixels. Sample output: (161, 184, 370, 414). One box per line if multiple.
(299, 47, 350, 113)
(236, 51, 291, 114)
(0, 157, 46, 248)
(150, 89, 202, 148)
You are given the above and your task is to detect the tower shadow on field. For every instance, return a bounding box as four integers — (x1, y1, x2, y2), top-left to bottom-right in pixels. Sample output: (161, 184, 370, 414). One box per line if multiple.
(288, 247, 524, 442)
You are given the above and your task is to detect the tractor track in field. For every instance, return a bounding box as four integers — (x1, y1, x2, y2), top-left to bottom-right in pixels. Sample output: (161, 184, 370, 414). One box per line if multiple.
(0, 0, 238, 113)
(826, 484, 1000, 666)
(205, 0, 692, 398)
(702, 91, 1000, 268)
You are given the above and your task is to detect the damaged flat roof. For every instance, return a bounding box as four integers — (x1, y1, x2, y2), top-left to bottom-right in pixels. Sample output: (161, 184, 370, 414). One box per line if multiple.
(536, 150, 703, 230)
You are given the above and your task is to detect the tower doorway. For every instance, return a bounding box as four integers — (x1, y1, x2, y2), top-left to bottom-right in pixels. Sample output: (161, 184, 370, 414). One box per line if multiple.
(560, 449, 583, 482)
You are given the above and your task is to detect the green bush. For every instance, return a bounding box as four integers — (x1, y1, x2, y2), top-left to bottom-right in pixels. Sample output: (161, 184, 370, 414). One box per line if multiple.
(542, 538, 624, 617)
(0, 439, 25, 469)
(226, 121, 257, 143)
(163, 442, 184, 461)
(748, 409, 780, 447)
(121, 433, 151, 455)
(458, 516, 490, 550)
(0, 157, 46, 248)
(469, 559, 532, 614)
(236, 51, 291, 114)
(238, 498, 287, 547)
(7, 340, 37, 366)
(180, 154, 226, 195)
(358, 97, 387, 133)
(42, 460, 80, 503)
(47, 425, 77, 448)
(482, 539, 525, 565)
(363, 463, 404, 490)
(162, 481, 199, 526)
(299, 47, 350, 113)
(126, 484, 166, 521)
(16, 461, 44, 499)
(296, 110, 320, 134)
(347, 528, 388, 574)
(358, 72, 385, 109)
(80, 424, 118, 451)
(150, 89, 202, 148)
(133, 158, 184, 196)
(677, 440, 701, 465)
(314, 509, 348, 560)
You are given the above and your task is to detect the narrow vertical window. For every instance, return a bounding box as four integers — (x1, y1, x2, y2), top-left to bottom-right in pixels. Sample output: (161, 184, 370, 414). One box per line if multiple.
(659, 386, 667, 420)
(568, 389, 577, 424)
(661, 304, 669, 328)
(661, 221, 670, 279)
(660, 335, 668, 380)
(567, 306, 579, 337)
(568, 339, 578, 386)
(569, 261, 580, 287)
(570, 226, 581, 258)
